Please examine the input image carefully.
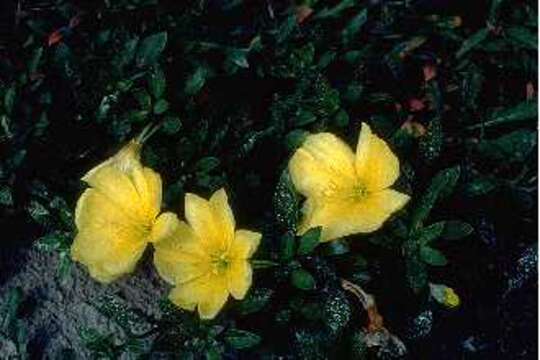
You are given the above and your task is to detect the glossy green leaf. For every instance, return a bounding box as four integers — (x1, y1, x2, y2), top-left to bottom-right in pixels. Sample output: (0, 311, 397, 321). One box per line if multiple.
(411, 166, 461, 229)
(224, 329, 261, 349)
(441, 221, 474, 240)
(136, 32, 167, 66)
(456, 28, 489, 58)
(297, 227, 321, 255)
(420, 246, 448, 266)
(291, 268, 316, 290)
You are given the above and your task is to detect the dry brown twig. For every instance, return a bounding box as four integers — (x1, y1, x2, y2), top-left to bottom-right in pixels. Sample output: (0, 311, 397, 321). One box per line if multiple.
(341, 278, 407, 356)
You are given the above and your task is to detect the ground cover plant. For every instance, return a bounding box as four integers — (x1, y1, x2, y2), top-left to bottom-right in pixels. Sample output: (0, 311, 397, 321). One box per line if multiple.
(0, 0, 537, 358)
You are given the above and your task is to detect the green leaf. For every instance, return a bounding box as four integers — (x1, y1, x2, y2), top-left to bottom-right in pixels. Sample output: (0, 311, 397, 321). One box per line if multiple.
(418, 222, 445, 245)
(225, 49, 250, 69)
(456, 28, 489, 58)
(114, 37, 139, 69)
(28, 47, 43, 74)
(315, 0, 355, 19)
(235, 288, 273, 315)
(136, 32, 167, 66)
(291, 268, 316, 290)
(342, 83, 363, 104)
(4, 86, 16, 115)
(464, 176, 498, 197)
(280, 232, 296, 261)
(411, 166, 461, 229)
(406, 253, 428, 293)
(297, 227, 321, 255)
(0, 185, 13, 206)
(224, 329, 261, 350)
(342, 8, 368, 45)
(273, 170, 299, 232)
(317, 51, 336, 69)
(185, 66, 210, 96)
(323, 290, 351, 335)
(294, 109, 317, 126)
(162, 116, 182, 135)
(468, 101, 537, 129)
(35, 232, 66, 252)
(205, 348, 222, 360)
(57, 251, 72, 279)
(153, 99, 169, 115)
(323, 239, 350, 256)
(94, 295, 148, 335)
(27, 200, 50, 225)
(419, 116, 443, 162)
(149, 67, 166, 99)
(285, 129, 309, 151)
(334, 109, 349, 127)
(134, 90, 152, 110)
(506, 26, 537, 49)
(195, 157, 220, 172)
(1, 288, 23, 333)
(80, 328, 117, 357)
(251, 260, 279, 269)
(420, 246, 448, 266)
(477, 129, 537, 162)
(441, 221, 474, 240)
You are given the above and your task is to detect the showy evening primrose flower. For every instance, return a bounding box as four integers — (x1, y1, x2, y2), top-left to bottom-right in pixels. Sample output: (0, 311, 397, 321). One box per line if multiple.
(289, 122, 410, 242)
(153, 188, 261, 320)
(71, 139, 172, 283)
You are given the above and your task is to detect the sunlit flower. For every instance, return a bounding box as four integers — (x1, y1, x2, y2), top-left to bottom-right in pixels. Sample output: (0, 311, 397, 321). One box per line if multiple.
(288, 122, 410, 242)
(71, 140, 172, 283)
(153, 188, 261, 319)
(429, 283, 461, 308)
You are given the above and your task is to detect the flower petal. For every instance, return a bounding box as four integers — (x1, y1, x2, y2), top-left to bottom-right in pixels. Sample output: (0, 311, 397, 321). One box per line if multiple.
(149, 212, 179, 244)
(289, 133, 356, 198)
(227, 260, 253, 300)
(355, 123, 400, 192)
(169, 273, 229, 320)
(140, 167, 162, 219)
(153, 220, 209, 285)
(230, 230, 261, 259)
(185, 193, 227, 250)
(209, 188, 235, 244)
(300, 189, 410, 242)
(71, 189, 148, 283)
(81, 140, 161, 221)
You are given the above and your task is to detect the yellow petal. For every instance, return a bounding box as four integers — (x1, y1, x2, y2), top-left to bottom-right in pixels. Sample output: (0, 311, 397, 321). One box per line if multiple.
(71, 189, 148, 283)
(185, 192, 231, 251)
(81, 140, 160, 221)
(229, 230, 261, 259)
(227, 260, 252, 300)
(153, 220, 209, 285)
(169, 273, 229, 320)
(210, 188, 235, 243)
(355, 123, 400, 192)
(300, 189, 410, 242)
(140, 167, 162, 219)
(82, 165, 144, 219)
(149, 212, 179, 244)
(289, 133, 356, 199)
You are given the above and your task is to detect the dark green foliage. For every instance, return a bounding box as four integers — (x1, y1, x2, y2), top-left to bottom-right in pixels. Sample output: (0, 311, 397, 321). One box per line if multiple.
(0, 288, 28, 359)
(1, 0, 537, 358)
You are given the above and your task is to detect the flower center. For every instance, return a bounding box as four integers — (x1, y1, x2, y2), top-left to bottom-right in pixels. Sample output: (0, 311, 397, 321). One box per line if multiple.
(350, 182, 368, 200)
(211, 252, 230, 274)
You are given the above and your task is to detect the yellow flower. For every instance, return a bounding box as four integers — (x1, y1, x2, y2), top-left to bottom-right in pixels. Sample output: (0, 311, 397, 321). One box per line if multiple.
(153, 188, 261, 320)
(443, 287, 460, 308)
(429, 283, 461, 309)
(71, 140, 172, 283)
(288, 122, 410, 242)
